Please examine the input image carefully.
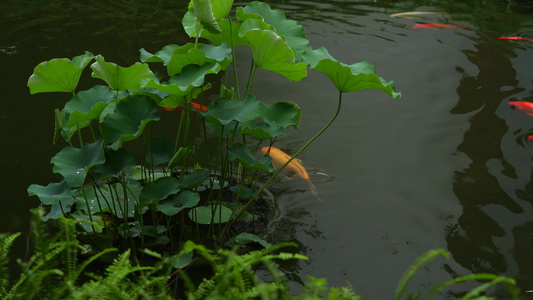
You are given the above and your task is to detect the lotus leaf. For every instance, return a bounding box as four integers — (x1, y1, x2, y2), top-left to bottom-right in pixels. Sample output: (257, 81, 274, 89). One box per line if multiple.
(302, 46, 401, 97)
(140, 44, 180, 65)
(168, 147, 192, 169)
(239, 1, 309, 59)
(101, 94, 160, 150)
(140, 177, 180, 205)
(192, 0, 222, 34)
(92, 148, 136, 182)
(189, 204, 233, 224)
(27, 179, 77, 206)
(227, 143, 273, 172)
(235, 232, 271, 248)
(241, 28, 307, 81)
(179, 169, 211, 189)
(65, 85, 115, 129)
(229, 185, 257, 200)
(27, 51, 94, 94)
(91, 55, 154, 91)
(157, 190, 200, 216)
(51, 139, 106, 187)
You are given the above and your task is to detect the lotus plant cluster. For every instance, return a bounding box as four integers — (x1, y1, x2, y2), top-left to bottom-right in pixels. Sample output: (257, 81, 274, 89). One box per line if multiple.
(27, 0, 400, 250)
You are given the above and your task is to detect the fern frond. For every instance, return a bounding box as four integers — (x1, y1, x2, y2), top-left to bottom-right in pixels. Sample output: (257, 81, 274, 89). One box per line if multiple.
(395, 249, 449, 300)
(0, 233, 21, 293)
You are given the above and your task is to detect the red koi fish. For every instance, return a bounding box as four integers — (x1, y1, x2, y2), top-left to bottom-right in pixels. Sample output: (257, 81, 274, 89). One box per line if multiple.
(498, 36, 533, 42)
(509, 101, 533, 116)
(261, 146, 322, 201)
(412, 23, 468, 29)
(164, 102, 207, 113)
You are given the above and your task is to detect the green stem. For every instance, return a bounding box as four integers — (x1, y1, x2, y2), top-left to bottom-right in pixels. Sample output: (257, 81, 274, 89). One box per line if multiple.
(242, 61, 256, 100)
(228, 18, 240, 100)
(256, 91, 343, 197)
(226, 92, 343, 232)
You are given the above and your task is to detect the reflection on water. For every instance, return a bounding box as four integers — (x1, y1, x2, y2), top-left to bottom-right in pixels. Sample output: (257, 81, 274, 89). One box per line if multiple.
(446, 25, 533, 297)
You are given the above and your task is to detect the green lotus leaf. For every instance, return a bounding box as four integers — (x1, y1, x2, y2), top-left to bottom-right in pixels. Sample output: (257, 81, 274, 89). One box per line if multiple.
(51, 139, 106, 187)
(235, 232, 271, 248)
(168, 147, 192, 169)
(27, 51, 94, 94)
(189, 204, 233, 224)
(239, 2, 309, 59)
(302, 47, 401, 97)
(157, 190, 200, 216)
(193, 0, 222, 34)
(199, 95, 260, 126)
(92, 148, 136, 182)
(201, 43, 232, 70)
(142, 77, 195, 96)
(75, 185, 111, 215)
(140, 177, 180, 205)
(178, 63, 219, 88)
(212, 0, 233, 19)
(227, 143, 273, 172)
(54, 108, 68, 144)
(220, 84, 234, 100)
(65, 85, 115, 129)
(146, 135, 174, 165)
(239, 122, 284, 140)
(27, 179, 77, 206)
(44, 200, 75, 221)
(91, 55, 154, 91)
(242, 28, 307, 81)
(238, 101, 300, 139)
(238, 18, 273, 35)
(179, 169, 211, 189)
(261, 100, 301, 130)
(167, 47, 209, 76)
(229, 185, 257, 200)
(140, 44, 180, 65)
(101, 94, 160, 150)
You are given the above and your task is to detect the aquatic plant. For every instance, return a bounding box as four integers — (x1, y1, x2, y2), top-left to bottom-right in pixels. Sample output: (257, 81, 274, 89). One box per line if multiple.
(26, 0, 400, 249)
(0, 212, 519, 299)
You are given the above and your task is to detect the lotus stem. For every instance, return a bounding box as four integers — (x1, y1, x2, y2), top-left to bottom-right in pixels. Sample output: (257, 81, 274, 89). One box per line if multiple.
(256, 91, 344, 197)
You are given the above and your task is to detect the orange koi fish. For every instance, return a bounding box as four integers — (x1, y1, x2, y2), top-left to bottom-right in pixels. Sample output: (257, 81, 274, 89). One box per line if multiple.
(498, 36, 533, 42)
(261, 146, 322, 201)
(509, 101, 533, 116)
(164, 102, 207, 113)
(412, 23, 468, 29)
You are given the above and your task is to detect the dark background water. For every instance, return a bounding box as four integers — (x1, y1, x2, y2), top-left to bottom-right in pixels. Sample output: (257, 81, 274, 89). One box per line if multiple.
(2, 0, 533, 298)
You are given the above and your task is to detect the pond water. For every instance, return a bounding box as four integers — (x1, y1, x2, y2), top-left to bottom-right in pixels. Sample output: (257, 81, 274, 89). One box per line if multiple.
(2, 0, 533, 298)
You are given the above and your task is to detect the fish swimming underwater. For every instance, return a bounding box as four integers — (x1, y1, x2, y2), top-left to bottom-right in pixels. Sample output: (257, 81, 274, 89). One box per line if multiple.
(498, 36, 533, 42)
(509, 101, 533, 116)
(164, 102, 207, 113)
(390, 11, 444, 18)
(261, 146, 322, 201)
(412, 23, 468, 29)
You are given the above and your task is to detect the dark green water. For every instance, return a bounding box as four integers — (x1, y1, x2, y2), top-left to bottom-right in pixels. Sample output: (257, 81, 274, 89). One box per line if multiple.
(2, 0, 533, 298)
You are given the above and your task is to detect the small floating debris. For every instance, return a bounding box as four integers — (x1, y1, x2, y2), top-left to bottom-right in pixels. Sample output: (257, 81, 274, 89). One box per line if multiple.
(498, 36, 533, 42)
(412, 23, 469, 29)
(390, 11, 444, 18)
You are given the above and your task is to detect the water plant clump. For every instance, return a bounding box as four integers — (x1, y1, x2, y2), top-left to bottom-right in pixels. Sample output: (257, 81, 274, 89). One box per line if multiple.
(26, 0, 400, 251)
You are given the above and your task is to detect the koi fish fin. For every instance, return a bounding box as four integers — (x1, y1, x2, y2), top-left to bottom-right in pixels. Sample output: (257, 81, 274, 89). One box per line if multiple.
(306, 179, 323, 202)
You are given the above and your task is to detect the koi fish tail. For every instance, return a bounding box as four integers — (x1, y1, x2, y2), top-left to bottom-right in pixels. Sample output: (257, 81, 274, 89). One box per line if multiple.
(307, 180, 323, 202)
